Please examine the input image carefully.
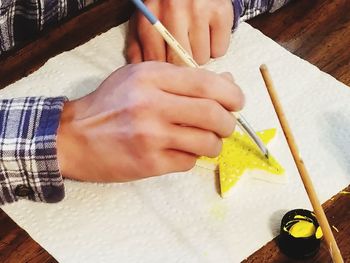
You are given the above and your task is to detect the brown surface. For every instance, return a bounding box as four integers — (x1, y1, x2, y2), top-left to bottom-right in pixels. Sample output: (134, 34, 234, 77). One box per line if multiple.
(243, 185, 350, 263)
(249, 0, 350, 86)
(0, 211, 57, 263)
(0, 0, 349, 262)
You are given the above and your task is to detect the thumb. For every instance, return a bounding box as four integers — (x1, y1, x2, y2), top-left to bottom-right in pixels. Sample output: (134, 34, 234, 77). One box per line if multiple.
(220, 72, 235, 83)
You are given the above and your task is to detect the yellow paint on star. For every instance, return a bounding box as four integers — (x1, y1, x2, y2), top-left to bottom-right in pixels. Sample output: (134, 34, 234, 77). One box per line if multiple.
(199, 128, 285, 197)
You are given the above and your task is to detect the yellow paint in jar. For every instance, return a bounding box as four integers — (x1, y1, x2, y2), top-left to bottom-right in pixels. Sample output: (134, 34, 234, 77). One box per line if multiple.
(283, 214, 323, 239)
(289, 220, 316, 238)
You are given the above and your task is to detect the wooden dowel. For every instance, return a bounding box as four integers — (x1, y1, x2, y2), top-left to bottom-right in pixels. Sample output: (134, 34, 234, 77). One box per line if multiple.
(259, 64, 343, 263)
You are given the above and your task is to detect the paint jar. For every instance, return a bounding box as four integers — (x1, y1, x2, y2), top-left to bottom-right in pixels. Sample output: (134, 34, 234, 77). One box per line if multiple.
(278, 209, 322, 259)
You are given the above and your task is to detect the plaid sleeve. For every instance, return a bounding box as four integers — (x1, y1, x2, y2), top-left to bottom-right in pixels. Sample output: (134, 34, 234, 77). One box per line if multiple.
(0, 0, 98, 54)
(232, 0, 292, 28)
(0, 96, 67, 205)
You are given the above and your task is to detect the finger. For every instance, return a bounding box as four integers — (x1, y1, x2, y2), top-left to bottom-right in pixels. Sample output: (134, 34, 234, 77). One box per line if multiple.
(165, 125, 223, 158)
(162, 13, 193, 65)
(144, 63, 244, 111)
(126, 16, 143, 63)
(209, 3, 233, 58)
(218, 72, 244, 106)
(136, 5, 166, 62)
(220, 72, 235, 82)
(161, 93, 235, 138)
(189, 22, 211, 65)
(157, 149, 197, 174)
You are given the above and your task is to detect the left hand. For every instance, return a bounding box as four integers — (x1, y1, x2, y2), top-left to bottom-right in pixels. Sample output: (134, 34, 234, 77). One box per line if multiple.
(126, 0, 234, 65)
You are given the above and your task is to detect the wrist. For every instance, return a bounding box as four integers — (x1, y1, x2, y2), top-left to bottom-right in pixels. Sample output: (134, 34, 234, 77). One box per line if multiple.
(56, 100, 79, 180)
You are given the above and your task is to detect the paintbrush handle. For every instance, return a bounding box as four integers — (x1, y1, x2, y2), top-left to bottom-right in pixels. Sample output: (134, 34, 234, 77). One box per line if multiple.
(153, 22, 198, 67)
(152, 20, 269, 156)
(259, 64, 343, 263)
(130, 0, 269, 157)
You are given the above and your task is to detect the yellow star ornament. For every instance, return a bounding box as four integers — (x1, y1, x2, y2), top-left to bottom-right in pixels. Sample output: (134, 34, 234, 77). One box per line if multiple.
(198, 128, 285, 197)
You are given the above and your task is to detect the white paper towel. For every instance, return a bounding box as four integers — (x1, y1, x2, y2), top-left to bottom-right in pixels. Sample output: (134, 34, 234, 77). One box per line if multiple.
(2, 22, 350, 263)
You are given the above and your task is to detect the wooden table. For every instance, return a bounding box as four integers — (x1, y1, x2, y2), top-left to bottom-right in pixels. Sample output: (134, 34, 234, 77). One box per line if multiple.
(1, 0, 349, 262)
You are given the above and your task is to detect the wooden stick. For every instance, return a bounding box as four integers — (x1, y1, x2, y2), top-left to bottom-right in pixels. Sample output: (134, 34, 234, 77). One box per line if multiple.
(259, 64, 343, 263)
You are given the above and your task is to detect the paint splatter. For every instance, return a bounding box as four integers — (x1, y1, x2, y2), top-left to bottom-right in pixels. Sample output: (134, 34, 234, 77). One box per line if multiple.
(199, 128, 284, 196)
(210, 202, 227, 220)
(332, 225, 339, 233)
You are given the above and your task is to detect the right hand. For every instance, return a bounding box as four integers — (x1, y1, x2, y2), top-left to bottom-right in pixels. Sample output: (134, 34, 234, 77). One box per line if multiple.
(56, 62, 244, 182)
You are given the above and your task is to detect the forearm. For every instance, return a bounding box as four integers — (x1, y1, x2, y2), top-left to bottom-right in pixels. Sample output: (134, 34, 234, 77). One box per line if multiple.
(233, 0, 292, 28)
(0, 97, 67, 205)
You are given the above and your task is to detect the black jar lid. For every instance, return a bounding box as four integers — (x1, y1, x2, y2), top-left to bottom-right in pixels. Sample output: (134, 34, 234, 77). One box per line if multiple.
(278, 209, 323, 259)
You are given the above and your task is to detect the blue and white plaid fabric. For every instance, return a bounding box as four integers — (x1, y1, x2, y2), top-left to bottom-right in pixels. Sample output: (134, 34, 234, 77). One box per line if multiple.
(233, 0, 292, 28)
(0, 0, 291, 55)
(0, 0, 98, 54)
(0, 97, 67, 204)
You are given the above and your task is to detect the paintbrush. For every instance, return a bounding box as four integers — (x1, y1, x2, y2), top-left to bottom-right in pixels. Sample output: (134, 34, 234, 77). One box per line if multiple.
(130, 0, 269, 158)
(260, 64, 343, 263)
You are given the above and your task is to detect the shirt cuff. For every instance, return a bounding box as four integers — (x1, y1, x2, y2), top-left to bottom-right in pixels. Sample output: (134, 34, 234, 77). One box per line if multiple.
(232, 0, 244, 30)
(0, 97, 68, 205)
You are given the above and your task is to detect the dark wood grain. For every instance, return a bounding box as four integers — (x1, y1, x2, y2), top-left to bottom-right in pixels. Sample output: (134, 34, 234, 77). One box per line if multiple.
(0, 209, 58, 263)
(243, 185, 350, 263)
(249, 0, 350, 86)
(0, 0, 349, 262)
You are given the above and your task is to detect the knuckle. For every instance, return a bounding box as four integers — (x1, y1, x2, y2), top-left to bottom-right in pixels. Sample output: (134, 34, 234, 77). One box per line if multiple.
(193, 71, 212, 95)
(214, 6, 227, 18)
(195, 54, 210, 65)
(180, 156, 197, 171)
(136, 12, 150, 28)
(226, 115, 236, 137)
(128, 62, 162, 85)
(200, 70, 216, 87)
(206, 100, 221, 123)
(193, 83, 206, 97)
(126, 92, 152, 117)
(151, 52, 166, 62)
(167, 52, 184, 65)
(133, 127, 155, 149)
(164, 0, 178, 11)
(191, 1, 206, 21)
(206, 133, 222, 157)
(141, 154, 159, 175)
(224, 86, 244, 111)
(213, 0, 232, 17)
(211, 45, 227, 58)
(126, 45, 139, 62)
(129, 64, 150, 82)
(233, 88, 245, 111)
(221, 72, 234, 82)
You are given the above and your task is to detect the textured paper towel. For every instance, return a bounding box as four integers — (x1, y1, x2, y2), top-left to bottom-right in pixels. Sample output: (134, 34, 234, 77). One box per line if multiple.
(2, 22, 350, 262)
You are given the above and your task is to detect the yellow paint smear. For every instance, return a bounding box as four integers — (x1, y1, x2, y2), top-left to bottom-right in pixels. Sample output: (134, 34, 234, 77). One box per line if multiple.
(315, 226, 323, 239)
(200, 128, 284, 196)
(210, 202, 227, 220)
(340, 191, 350, 195)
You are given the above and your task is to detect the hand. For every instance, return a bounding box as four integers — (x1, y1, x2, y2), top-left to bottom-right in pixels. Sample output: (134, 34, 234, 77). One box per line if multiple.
(127, 0, 233, 65)
(56, 62, 244, 183)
